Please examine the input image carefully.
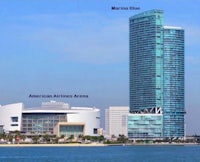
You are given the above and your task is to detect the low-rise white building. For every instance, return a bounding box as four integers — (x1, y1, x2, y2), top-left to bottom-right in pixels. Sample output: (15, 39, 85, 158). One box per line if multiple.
(105, 106, 129, 137)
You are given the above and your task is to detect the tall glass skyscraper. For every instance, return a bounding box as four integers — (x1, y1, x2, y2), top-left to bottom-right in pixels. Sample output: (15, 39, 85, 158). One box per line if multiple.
(129, 9, 164, 111)
(163, 26, 185, 137)
(129, 10, 185, 137)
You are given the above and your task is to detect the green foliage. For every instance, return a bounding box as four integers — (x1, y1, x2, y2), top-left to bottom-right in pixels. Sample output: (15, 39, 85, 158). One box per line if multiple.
(117, 134, 128, 143)
(104, 140, 121, 144)
(43, 134, 51, 142)
(60, 135, 65, 138)
(32, 136, 40, 144)
(68, 135, 74, 140)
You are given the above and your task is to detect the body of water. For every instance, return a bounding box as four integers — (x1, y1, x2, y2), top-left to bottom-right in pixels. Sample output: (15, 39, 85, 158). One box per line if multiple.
(0, 145, 200, 162)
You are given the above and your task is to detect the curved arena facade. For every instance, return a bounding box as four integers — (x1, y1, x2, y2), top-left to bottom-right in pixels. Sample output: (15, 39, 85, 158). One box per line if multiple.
(0, 101, 100, 137)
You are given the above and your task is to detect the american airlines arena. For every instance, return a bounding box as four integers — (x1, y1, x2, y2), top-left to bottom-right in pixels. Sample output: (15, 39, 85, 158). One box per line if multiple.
(0, 101, 101, 137)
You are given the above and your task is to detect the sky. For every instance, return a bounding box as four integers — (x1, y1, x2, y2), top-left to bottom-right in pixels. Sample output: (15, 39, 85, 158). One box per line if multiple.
(0, 0, 200, 135)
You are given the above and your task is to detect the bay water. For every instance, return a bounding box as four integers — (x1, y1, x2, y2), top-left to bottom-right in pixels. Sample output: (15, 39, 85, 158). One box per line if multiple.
(0, 145, 200, 162)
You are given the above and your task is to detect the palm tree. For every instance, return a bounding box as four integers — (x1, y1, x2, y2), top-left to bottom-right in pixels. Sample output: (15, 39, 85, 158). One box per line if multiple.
(117, 134, 128, 143)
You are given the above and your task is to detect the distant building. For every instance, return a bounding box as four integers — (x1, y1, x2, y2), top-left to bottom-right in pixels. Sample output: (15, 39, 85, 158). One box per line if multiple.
(105, 106, 129, 137)
(0, 101, 100, 137)
(129, 9, 185, 137)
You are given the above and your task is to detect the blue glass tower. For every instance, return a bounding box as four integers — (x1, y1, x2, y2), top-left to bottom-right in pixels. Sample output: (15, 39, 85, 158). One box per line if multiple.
(129, 9, 164, 111)
(129, 10, 185, 137)
(163, 26, 185, 137)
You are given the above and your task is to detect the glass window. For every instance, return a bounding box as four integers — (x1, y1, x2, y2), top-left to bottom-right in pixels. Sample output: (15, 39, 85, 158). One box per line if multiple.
(11, 124, 18, 126)
(11, 117, 18, 122)
(93, 128, 98, 134)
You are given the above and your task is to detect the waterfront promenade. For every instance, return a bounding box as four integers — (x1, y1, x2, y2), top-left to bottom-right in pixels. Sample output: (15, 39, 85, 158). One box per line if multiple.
(0, 143, 107, 147)
(0, 142, 198, 147)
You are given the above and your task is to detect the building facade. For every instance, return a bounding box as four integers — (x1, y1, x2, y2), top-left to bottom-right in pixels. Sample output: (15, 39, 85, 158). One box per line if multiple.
(0, 101, 101, 137)
(22, 111, 67, 135)
(0, 103, 24, 132)
(128, 107, 163, 139)
(54, 122, 85, 137)
(129, 9, 164, 111)
(163, 26, 185, 137)
(129, 10, 185, 138)
(105, 106, 129, 137)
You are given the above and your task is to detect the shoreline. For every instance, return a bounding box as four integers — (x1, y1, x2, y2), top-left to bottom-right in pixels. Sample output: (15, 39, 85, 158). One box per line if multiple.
(0, 143, 198, 147)
(0, 143, 107, 147)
